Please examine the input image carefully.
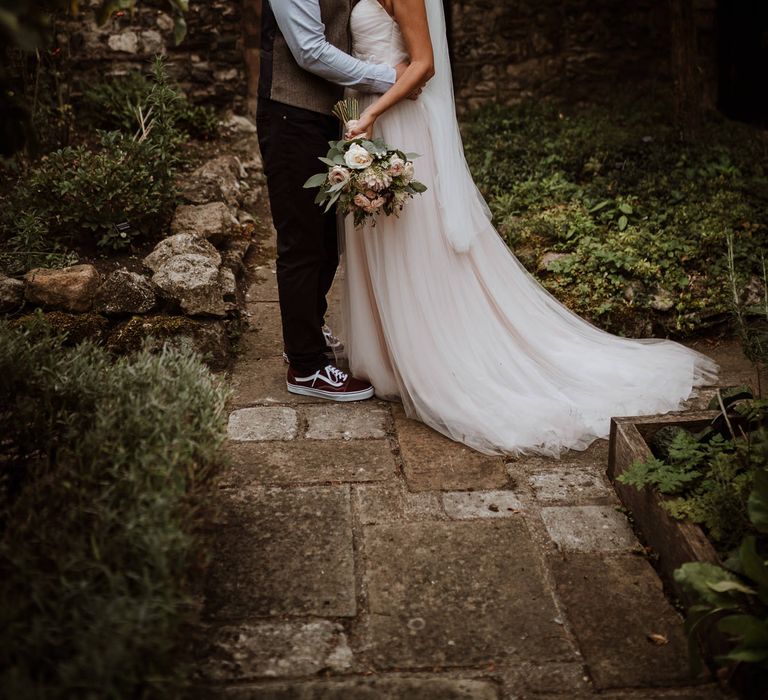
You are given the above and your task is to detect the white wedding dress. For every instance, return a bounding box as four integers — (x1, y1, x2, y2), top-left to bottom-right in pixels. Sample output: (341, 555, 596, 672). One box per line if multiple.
(340, 0, 718, 457)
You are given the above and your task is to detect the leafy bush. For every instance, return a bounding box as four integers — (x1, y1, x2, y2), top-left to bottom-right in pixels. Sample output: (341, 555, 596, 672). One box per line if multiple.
(0, 313, 231, 697)
(0, 210, 78, 277)
(618, 390, 767, 552)
(82, 67, 219, 140)
(462, 100, 768, 336)
(675, 454, 768, 688)
(1, 60, 191, 257)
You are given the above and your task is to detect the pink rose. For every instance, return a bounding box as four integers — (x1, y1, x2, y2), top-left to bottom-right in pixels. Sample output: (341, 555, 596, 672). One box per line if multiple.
(354, 193, 371, 209)
(328, 165, 351, 187)
(388, 156, 405, 177)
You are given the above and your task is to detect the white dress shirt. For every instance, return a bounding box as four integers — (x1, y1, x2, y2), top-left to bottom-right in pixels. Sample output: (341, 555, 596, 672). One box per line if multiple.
(268, 0, 397, 93)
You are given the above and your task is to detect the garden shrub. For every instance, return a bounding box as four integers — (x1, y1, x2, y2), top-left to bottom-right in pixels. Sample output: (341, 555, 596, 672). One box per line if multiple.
(0, 312, 231, 698)
(81, 66, 219, 140)
(0, 59, 195, 260)
(462, 100, 768, 337)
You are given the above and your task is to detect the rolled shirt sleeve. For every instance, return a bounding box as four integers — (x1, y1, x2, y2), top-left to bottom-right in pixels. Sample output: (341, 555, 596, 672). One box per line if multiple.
(269, 0, 397, 94)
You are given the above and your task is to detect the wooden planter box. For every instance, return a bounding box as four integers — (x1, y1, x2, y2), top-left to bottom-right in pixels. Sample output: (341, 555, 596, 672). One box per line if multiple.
(607, 410, 721, 603)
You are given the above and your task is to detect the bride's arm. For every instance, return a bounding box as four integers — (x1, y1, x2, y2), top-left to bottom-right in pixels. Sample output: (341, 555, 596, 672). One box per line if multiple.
(345, 0, 434, 138)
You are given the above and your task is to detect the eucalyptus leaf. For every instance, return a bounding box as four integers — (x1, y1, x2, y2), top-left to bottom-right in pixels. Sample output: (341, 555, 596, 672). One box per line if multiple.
(303, 173, 327, 189)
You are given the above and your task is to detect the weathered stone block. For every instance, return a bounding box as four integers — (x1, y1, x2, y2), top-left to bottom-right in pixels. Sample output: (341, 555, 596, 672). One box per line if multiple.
(540, 505, 637, 553)
(363, 520, 574, 667)
(143, 233, 221, 273)
(353, 482, 445, 525)
(151, 253, 226, 317)
(24, 264, 101, 313)
(0, 274, 25, 313)
(95, 269, 156, 315)
(442, 490, 523, 519)
(550, 554, 690, 689)
(202, 486, 355, 619)
(171, 202, 239, 243)
(528, 469, 615, 503)
(221, 439, 395, 486)
(194, 620, 353, 681)
(393, 406, 507, 491)
(227, 406, 298, 442)
(304, 403, 390, 440)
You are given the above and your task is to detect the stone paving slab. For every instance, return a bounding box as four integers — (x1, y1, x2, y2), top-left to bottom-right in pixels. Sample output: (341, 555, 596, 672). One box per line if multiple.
(230, 357, 319, 406)
(353, 482, 445, 524)
(227, 407, 298, 442)
(363, 520, 575, 668)
(194, 620, 353, 681)
(550, 554, 690, 689)
(529, 469, 617, 503)
(203, 486, 356, 619)
(304, 403, 390, 440)
(393, 406, 508, 492)
(442, 490, 523, 519)
(222, 439, 396, 486)
(244, 302, 284, 357)
(507, 439, 610, 474)
(540, 505, 637, 553)
(203, 677, 500, 700)
(499, 661, 590, 696)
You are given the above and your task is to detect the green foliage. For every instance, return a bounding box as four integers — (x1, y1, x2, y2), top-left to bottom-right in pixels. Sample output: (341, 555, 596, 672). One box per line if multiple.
(0, 312, 231, 698)
(618, 397, 768, 552)
(0, 210, 78, 277)
(462, 100, 768, 336)
(2, 129, 177, 253)
(675, 453, 768, 681)
(1, 59, 192, 259)
(82, 67, 219, 141)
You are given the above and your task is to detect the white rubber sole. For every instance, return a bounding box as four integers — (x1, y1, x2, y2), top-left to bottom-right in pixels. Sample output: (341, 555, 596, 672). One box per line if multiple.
(286, 383, 374, 402)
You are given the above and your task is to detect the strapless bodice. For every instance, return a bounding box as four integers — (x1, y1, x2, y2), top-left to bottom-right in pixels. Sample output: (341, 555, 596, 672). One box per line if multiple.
(350, 0, 409, 66)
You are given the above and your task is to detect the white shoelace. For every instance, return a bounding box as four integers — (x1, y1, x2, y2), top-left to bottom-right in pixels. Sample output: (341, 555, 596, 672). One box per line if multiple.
(325, 365, 348, 383)
(322, 325, 343, 349)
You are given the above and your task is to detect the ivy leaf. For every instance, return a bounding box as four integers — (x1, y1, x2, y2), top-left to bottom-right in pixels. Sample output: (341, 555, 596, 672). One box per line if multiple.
(409, 180, 428, 194)
(619, 202, 634, 215)
(618, 215, 628, 231)
(172, 14, 187, 45)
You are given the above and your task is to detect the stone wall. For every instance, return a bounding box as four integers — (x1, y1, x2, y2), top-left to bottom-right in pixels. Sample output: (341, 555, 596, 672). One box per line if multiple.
(64, 0, 247, 109)
(449, 0, 717, 114)
(63, 0, 717, 116)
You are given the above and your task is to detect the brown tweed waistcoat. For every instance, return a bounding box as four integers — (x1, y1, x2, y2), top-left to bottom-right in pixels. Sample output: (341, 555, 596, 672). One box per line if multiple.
(259, 0, 356, 115)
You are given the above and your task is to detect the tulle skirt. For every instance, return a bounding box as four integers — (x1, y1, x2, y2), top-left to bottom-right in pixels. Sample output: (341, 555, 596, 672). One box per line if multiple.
(340, 95, 719, 457)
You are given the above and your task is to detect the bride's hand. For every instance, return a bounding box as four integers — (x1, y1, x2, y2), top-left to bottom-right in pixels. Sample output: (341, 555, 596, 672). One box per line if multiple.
(345, 111, 377, 139)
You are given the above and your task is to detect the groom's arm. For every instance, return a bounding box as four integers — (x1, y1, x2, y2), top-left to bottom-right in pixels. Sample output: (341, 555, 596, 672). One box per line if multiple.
(269, 0, 397, 93)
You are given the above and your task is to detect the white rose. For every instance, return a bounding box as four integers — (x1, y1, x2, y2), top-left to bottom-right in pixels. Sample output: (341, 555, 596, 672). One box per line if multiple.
(328, 165, 351, 187)
(403, 161, 415, 182)
(388, 156, 405, 177)
(344, 143, 374, 170)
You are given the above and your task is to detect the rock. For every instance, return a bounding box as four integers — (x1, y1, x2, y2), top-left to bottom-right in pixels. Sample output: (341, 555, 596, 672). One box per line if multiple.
(24, 264, 101, 313)
(143, 233, 221, 273)
(537, 251, 569, 272)
(170, 202, 239, 243)
(623, 280, 645, 302)
(178, 156, 246, 208)
(223, 113, 257, 134)
(140, 29, 164, 54)
(95, 269, 156, 315)
(106, 315, 231, 370)
(218, 267, 236, 298)
(151, 254, 227, 317)
(0, 274, 25, 313)
(107, 32, 139, 53)
(650, 286, 675, 312)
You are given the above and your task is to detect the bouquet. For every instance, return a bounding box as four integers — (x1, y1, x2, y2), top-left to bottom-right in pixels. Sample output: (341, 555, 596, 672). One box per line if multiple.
(303, 98, 427, 226)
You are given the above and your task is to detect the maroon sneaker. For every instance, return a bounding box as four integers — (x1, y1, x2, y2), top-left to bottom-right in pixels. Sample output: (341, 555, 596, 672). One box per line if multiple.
(287, 364, 374, 402)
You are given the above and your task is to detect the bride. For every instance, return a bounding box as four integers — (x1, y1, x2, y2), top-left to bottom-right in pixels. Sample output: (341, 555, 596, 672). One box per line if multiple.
(340, 0, 718, 457)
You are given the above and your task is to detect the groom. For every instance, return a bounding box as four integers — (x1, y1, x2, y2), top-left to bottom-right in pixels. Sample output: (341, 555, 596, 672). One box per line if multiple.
(257, 0, 406, 401)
